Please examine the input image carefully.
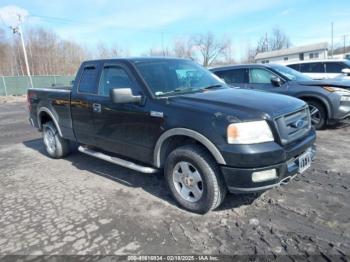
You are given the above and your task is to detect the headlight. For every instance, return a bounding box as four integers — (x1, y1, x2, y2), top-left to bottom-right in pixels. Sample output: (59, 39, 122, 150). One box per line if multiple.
(323, 86, 350, 96)
(227, 121, 274, 144)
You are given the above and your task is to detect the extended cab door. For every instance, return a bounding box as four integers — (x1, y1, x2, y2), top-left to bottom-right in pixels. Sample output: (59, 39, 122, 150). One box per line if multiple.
(91, 62, 163, 165)
(70, 63, 100, 145)
(247, 67, 288, 95)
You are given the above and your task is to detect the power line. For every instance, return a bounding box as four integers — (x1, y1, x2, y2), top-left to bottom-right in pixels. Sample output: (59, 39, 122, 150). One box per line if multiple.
(30, 14, 91, 26)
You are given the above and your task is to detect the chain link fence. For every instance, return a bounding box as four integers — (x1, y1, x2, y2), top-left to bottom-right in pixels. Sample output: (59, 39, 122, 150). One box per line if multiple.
(0, 75, 75, 96)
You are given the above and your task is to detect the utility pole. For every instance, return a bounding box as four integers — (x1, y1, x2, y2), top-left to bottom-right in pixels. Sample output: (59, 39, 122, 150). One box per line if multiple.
(11, 14, 33, 89)
(331, 22, 334, 58)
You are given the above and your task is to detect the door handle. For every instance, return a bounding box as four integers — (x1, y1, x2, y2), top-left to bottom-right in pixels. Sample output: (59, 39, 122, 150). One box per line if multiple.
(92, 103, 102, 113)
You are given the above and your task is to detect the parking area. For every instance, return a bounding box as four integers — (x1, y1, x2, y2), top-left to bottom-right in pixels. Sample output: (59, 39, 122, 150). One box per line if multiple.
(0, 97, 349, 257)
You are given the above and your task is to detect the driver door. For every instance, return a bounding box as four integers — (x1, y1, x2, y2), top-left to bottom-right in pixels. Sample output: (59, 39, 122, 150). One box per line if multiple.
(91, 63, 163, 164)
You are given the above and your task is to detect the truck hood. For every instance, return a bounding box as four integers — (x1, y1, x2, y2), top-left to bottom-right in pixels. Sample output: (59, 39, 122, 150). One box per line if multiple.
(169, 88, 306, 120)
(296, 80, 350, 89)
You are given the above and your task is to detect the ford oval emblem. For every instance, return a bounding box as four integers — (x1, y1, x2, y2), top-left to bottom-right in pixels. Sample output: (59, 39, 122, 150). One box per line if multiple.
(291, 120, 304, 129)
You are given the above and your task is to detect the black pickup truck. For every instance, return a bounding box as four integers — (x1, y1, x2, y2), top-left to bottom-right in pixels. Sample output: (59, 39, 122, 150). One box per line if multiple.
(28, 58, 316, 214)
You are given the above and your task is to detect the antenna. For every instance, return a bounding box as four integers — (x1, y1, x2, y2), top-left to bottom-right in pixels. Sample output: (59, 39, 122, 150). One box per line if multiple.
(331, 22, 334, 58)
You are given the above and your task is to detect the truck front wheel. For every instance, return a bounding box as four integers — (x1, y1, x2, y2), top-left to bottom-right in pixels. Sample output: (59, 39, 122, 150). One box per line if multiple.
(42, 121, 70, 158)
(164, 145, 227, 214)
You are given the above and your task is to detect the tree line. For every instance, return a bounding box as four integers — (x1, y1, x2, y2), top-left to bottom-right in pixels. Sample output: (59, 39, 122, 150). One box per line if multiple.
(0, 26, 292, 76)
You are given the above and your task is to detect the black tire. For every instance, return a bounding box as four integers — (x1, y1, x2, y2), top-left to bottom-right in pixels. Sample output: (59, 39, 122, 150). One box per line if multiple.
(164, 144, 227, 214)
(306, 100, 327, 130)
(42, 121, 70, 158)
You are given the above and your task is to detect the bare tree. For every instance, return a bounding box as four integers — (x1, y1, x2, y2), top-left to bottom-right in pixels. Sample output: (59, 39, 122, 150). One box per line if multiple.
(172, 38, 195, 60)
(0, 26, 91, 76)
(242, 45, 257, 63)
(146, 46, 172, 57)
(192, 32, 230, 67)
(214, 40, 236, 65)
(256, 27, 291, 54)
(95, 42, 128, 59)
(269, 27, 291, 50)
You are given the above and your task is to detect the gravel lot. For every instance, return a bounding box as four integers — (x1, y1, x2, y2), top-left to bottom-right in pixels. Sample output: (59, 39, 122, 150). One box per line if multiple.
(0, 98, 349, 259)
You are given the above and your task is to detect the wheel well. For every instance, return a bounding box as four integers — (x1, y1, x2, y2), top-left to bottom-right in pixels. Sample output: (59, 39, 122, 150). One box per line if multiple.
(39, 111, 53, 128)
(299, 96, 328, 119)
(158, 135, 215, 168)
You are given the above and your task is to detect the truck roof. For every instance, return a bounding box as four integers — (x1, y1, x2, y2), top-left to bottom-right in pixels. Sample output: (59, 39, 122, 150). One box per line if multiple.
(83, 57, 189, 64)
(210, 63, 281, 71)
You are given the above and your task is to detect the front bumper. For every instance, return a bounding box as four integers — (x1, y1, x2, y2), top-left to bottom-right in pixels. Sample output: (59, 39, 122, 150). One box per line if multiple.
(330, 100, 350, 122)
(220, 131, 316, 193)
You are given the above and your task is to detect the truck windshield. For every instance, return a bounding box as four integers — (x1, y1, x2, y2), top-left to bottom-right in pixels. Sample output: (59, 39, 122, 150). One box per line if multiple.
(270, 64, 312, 81)
(135, 60, 226, 97)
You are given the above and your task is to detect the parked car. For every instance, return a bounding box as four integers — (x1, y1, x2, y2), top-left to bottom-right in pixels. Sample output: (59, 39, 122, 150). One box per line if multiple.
(286, 59, 350, 80)
(211, 64, 350, 129)
(28, 58, 316, 214)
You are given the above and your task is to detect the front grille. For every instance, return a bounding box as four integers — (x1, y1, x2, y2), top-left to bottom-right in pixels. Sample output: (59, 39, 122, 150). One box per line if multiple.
(274, 107, 311, 145)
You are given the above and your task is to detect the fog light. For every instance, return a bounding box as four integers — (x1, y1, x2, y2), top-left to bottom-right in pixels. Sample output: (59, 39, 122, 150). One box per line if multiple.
(252, 169, 277, 182)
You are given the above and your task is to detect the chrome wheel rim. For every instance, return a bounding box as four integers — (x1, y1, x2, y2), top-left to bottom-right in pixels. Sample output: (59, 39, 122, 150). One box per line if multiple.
(172, 161, 203, 202)
(309, 105, 321, 125)
(43, 128, 56, 154)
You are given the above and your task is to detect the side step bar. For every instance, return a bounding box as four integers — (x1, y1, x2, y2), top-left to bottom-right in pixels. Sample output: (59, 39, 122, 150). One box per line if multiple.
(78, 146, 158, 174)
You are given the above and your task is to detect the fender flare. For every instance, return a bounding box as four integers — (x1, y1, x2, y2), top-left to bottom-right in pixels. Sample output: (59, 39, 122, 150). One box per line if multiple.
(37, 107, 63, 137)
(153, 128, 226, 168)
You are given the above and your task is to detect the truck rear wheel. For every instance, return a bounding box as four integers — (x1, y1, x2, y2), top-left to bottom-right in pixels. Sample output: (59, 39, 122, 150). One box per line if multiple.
(42, 121, 70, 158)
(164, 145, 227, 214)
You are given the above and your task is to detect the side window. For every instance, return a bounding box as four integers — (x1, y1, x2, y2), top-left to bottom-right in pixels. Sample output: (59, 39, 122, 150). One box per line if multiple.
(99, 66, 133, 96)
(249, 68, 275, 84)
(288, 64, 300, 71)
(325, 63, 344, 73)
(78, 66, 98, 94)
(215, 69, 246, 84)
(300, 63, 323, 73)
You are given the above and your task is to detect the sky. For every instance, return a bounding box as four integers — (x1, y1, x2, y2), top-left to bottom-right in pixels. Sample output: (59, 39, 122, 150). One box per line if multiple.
(0, 0, 349, 60)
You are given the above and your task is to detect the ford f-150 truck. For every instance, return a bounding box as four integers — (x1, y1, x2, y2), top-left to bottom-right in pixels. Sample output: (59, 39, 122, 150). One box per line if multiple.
(28, 58, 316, 214)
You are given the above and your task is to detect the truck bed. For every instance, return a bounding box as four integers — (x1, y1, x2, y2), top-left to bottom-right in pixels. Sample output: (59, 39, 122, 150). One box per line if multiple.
(28, 87, 75, 140)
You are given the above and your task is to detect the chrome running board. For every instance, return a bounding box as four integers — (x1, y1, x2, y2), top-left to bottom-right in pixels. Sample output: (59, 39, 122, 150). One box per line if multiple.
(78, 146, 158, 174)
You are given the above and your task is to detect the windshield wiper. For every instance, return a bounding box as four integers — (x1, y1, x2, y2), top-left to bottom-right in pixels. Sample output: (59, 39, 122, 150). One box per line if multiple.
(156, 84, 224, 97)
(202, 84, 223, 90)
(156, 87, 196, 97)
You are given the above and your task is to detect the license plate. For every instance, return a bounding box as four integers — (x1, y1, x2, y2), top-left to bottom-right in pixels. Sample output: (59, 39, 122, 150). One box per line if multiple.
(298, 150, 312, 173)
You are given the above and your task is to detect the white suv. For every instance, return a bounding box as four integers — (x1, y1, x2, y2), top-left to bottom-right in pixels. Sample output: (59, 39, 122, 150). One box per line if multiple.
(286, 59, 350, 80)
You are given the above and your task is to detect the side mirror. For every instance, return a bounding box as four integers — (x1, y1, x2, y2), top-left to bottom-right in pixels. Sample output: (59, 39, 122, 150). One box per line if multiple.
(341, 68, 350, 76)
(271, 76, 283, 87)
(110, 88, 142, 104)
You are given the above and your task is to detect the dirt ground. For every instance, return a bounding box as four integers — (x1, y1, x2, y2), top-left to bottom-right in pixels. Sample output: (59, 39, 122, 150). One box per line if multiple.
(0, 99, 349, 259)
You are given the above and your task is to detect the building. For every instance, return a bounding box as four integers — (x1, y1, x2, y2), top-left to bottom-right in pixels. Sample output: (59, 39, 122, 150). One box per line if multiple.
(255, 42, 328, 64)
